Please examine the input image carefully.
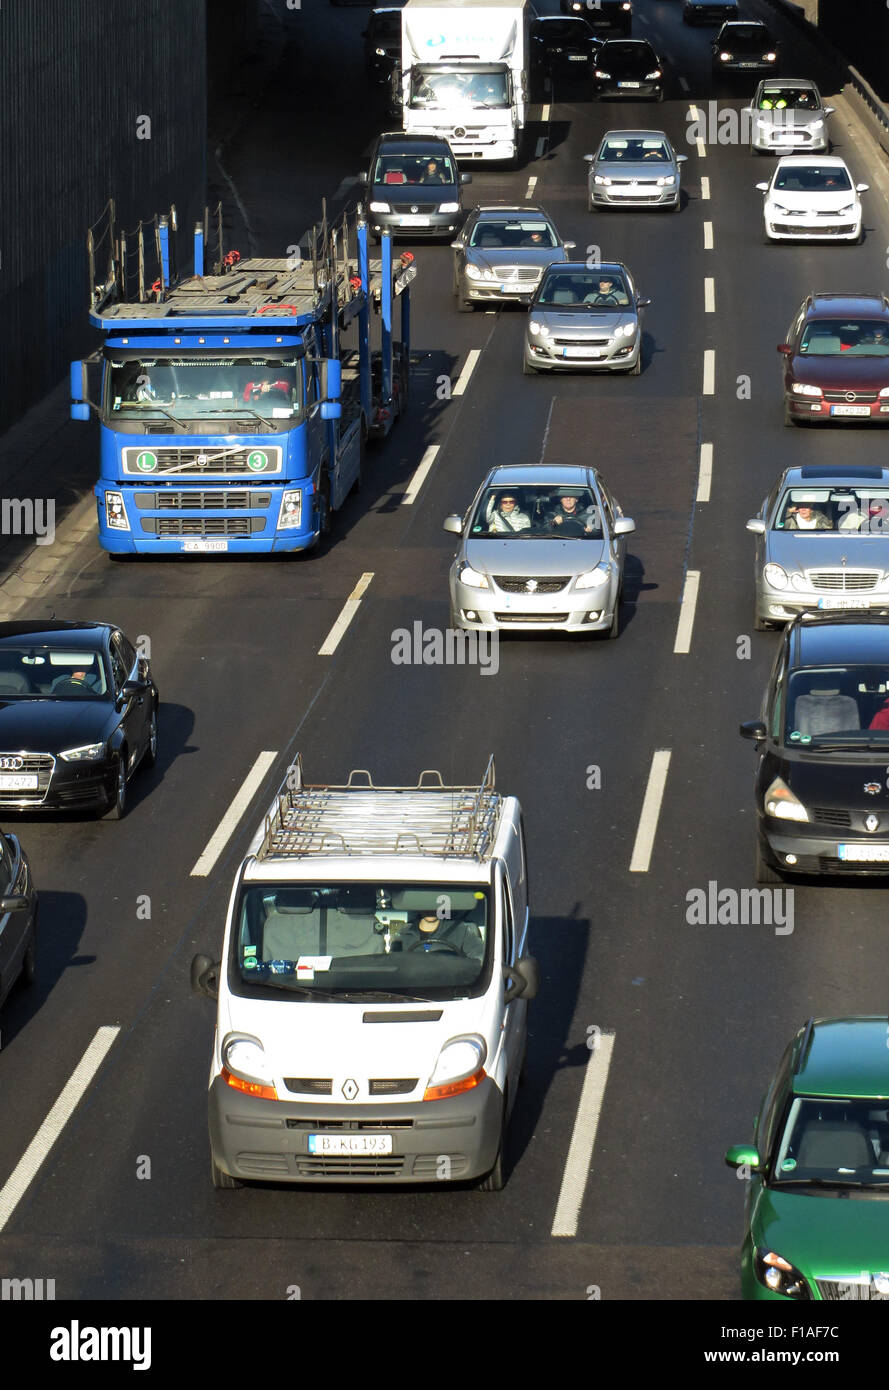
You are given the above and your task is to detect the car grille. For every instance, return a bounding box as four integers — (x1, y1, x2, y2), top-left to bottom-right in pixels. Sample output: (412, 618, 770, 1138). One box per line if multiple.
(141, 516, 266, 536)
(283, 1078, 333, 1095)
(492, 266, 542, 282)
(494, 612, 570, 623)
(608, 179, 660, 188)
(552, 336, 611, 347)
(284, 1117, 415, 1131)
(0, 752, 55, 804)
(812, 807, 853, 827)
(396, 202, 439, 215)
(368, 1078, 419, 1096)
(824, 391, 879, 403)
(494, 575, 570, 593)
(817, 1278, 889, 1301)
(771, 224, 856, 236)
(122, 446, 282, 476)
(133, 491, 272, 511)
(807, 570, 880, 591)
(294, 1155, 406, 1176)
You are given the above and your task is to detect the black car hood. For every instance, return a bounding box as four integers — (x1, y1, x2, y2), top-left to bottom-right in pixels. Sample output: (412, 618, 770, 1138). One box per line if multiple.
(779, 751, 889, 808)
(373, 185, 459, 206)
(0, 699, 115, 753)
(602, 52, 656, 78)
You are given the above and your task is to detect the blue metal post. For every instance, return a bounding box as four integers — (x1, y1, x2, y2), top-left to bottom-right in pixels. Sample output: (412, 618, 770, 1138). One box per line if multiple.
(381, 232, 393, 407)
(357, 221, 372, 421)
(158, 216, 171, 290)
(193, 222, 204, 277)
(401, 272, 410, 397)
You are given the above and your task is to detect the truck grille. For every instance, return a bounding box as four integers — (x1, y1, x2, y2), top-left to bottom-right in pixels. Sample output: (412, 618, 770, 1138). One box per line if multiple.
(122, 445, 282, 476)
(134, 491, 272, 511)
(0, 752, 55, 804)
(141, 516, 266, 536)
(494, 575, 570, 593)
(807, 570, 880, 591)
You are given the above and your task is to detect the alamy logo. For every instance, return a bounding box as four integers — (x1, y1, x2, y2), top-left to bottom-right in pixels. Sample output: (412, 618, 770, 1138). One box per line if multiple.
(390, 622, 499, 676)
(1, 1276, 55, 1299)
(50, 1320, 151, 1371)
(0, 498, 55, 545)
(685, 881, 794, 935)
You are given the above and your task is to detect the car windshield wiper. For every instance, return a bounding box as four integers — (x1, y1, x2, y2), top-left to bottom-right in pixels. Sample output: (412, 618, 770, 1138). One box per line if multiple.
(775, 1175, 884, 1189)
(242, 977, 441, 1003)
(804, 739, 889, 752)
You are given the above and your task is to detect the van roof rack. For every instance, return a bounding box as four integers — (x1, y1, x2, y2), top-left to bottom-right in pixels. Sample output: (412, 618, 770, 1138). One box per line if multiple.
(256, 754, 501, 862)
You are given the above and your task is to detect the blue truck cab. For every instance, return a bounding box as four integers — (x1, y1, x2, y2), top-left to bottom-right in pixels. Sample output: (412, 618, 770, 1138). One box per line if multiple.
(71, 205, 416, 555)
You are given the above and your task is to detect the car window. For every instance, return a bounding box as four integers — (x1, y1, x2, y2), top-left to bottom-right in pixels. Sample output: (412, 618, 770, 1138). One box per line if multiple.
(537, 270, 630, 307)
(775, 487, 889, 531)
(469, 219, 557, 249)
(773, 1097, 889, 1186)
(501, 880, 514, 967)
(759, 87, 818, 110)
(109, 642, 128, 694)
(799, 320, 889, 356)
(0, 836, 13, 897)
(785, 665, 889, 745)
(0, 644, 109, 699)
(373, 152, 456, 185)
(758, 1038, 794, 1169)
(599, 139, 670, 162)
(471, 485, 603, 538)
(773, 165, 851, 193)
(115, 633, 138, 676)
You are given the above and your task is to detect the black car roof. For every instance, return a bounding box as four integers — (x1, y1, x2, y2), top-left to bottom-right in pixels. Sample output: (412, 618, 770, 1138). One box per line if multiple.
(376, 133, 455, 153)
(790, 617, 889, 669)
(0, 621, 108, 647)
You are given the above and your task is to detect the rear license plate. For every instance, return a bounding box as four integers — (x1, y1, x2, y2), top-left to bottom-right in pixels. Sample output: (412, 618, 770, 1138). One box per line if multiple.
(398, 215, 430, 226)
(831, 405, 870, 417)
(182, 539, 229, 552)
(0, 774, 38, 791)
(618, 81, 640, 88)
(838, 844, 889, 862)
(563, 346, 603, 358)
(817, 597, 871, 609)
(308, 1134, 393, 1156)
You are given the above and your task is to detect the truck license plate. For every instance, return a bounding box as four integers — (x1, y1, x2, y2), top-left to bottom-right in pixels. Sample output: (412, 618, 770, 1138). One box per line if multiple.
(182, 539, 229, 553)
(307, 1134, 393, 1155)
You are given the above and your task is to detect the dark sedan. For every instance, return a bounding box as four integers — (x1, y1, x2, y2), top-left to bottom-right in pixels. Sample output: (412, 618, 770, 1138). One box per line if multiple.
(683, 0, 737, 24)
(593, 40, 664, 101)
(362, 8, 402, 84)
(0, 830, 36, 1014)
(561, 0, 632, 36)
(779, 293, 889, 426)
(531, 17, 601, 76)
(712, 21, 779, 77)
(742, 616, 889, 880)
(0, 621, 158, 819)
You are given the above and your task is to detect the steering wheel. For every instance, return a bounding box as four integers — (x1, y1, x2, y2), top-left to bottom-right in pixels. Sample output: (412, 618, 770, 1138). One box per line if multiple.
(593, 293, 619, 306)
(552, 515, 586, 537)
(407, 938, 463, 955)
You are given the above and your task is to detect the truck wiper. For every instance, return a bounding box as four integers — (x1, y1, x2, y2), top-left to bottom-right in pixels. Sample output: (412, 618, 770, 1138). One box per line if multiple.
(122, 404, 186, 432)
(213, 405, 279, 432)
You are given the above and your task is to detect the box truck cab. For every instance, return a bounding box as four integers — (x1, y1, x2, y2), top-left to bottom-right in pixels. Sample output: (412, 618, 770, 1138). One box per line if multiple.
(402, 0, 532, 164)
(192, 755, 538, 1189)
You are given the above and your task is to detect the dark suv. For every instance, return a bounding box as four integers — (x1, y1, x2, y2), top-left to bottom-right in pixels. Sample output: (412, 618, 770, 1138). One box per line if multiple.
(361, 133, 471, 241)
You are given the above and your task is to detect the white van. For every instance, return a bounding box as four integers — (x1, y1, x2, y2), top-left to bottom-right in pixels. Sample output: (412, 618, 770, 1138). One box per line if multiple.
(192, 755, 537, 1189)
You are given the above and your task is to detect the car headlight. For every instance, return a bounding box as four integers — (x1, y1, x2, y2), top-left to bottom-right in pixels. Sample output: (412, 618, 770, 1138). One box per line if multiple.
(222, 1034, 278, 1101)
(622, 2, 631, 9)
(656, 175, 676, 186)
(645, 70, 662, 80)
(59, 742, 106, 762)
(754, 1249, 811, 1300)
(764, 52, 777, 61)
(374, 46, 386, 55)
(459, 564, 489, 590)
(277, 489, 302, 530)
(594, 70, 611, 79)
(809, 119, 823, 131)
(879, 387, 889, 398)
(763, 563, 788, 590)
(791, 382, 822, 397)
(769, 202, 791, 215)
(368, 201, 390, 213)
(836, 203, 856, 215)
(439, 202, 460, 213)
(424, 1034, 487, 1101)
(616, 322, 637, 338)
(528, 320, 551, 337)
(719, 52, 732, 61)
(594, 175, 611, 186)
(104, 491, 130, 531)
(764, 776, 809, 823)
(755, 117, 771, 129)
(576, 563, 611, 590)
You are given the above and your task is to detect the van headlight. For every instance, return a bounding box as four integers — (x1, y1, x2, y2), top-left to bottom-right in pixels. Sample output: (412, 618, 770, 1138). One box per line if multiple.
(222, 1035, 278, 1101)
(368, 201, 391, 213)
(764, 776, 809, 823)
(439, 202, 460, 213)
(424, 1034, 487, 1101)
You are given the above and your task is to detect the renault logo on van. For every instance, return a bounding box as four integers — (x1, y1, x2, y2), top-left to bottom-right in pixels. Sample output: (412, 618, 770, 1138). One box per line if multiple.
(341, 1078, 359, 1101)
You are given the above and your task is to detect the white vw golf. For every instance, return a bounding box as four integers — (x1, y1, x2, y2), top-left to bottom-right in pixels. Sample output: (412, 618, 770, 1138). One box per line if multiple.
(757, 155, 868, 244)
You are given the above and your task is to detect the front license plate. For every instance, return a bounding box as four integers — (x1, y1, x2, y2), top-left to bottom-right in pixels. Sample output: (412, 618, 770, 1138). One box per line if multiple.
(838, 844, 889, 862)
(831, 405, 870, 417)
(568, 53, 586, 60)
(500, 284, 528, 293)
(817, 597, 871, 609)
(618, 81, 640, 88)
(398, 215, 430, 226)
(563, 346, 603, 358)
(182, 539, 229, 552)
(0, 774, 38, 791)
(308, 1134, 393, 1156)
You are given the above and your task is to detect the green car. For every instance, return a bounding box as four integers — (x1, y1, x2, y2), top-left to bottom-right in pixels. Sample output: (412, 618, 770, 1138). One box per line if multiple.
(726, 1017, 889, 1301)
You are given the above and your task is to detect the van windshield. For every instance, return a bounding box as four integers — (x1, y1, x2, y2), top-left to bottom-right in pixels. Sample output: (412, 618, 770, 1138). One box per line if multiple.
(231, 883, 491, 999)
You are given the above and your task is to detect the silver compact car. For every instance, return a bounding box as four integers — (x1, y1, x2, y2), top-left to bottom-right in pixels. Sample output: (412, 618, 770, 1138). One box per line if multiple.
(523, 261, 649, 374)
(444, 465, 636, 638)
(744, 78, 833, 155)
(451, 206, 574, 311)
(585, 129, 686, 211)
(747, 466, 889, 630)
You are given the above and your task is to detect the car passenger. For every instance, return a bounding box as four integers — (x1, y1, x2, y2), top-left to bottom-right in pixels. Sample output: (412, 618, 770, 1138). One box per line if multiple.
(869, 696, 889, 731)
(485, 492, 531, 533)
(420, 159, 447, 184)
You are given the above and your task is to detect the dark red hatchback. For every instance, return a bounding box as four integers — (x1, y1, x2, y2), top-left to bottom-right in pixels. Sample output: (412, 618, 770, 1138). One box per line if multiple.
(779, 293, 889, 426)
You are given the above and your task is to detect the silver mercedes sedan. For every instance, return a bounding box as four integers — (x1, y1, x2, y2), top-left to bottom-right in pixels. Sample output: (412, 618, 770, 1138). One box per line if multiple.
(585, 129, 687, 211)
(444, 465, 636, 637)
(451, 205, 575, 311)
(523, 260, 649, 373)
(747, 465, 889, 630)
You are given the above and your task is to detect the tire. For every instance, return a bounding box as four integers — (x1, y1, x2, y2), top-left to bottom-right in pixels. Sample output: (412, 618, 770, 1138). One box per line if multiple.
(606, 599, 620, 639)
(211, 1154, 242, 1190)
(476, 1097, 507, 1191)
(103, 751, 128, 820)
(523, 358, 538, 375)
(756, 834, 782, 885)
(783, 399, 796, 428)
(629, 351, 641, 375)
(457, 295, 475, 313)
(143, 706, 158, 769)
(21, 923, 36, 987)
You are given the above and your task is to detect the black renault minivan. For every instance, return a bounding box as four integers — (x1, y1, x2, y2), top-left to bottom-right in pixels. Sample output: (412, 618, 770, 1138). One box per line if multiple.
(361, 132, 471, 241)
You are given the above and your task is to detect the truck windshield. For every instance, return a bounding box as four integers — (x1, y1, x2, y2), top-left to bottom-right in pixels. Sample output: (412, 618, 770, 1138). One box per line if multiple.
(409, 70, 509, 108)
(105, 356, 302, 428)
(231, 882, 491, 1000)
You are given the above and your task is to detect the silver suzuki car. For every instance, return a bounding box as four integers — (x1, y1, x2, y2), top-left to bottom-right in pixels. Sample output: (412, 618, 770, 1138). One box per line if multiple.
(444, 465, 636, 638)
(452, 205, 574, 311)
(585, 129, 686, 211)
(748, 465, 889, 630)
(523, 261, 649, 374)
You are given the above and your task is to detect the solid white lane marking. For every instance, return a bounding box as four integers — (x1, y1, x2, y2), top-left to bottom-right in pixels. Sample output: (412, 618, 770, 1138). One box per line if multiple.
(401, 445, 440, 507)
(704, 277, 715, 313)
(674, 570, 701, 655)
(317, 572, 375, 658)
(525, 175, 538, 199)
(0, 1026, 120, 1233)
(679, 76, 689, 92)
(703, 220, 714, 250)
(535, 136, 546, 159)
(701, 175, 711, 200)
(191, 751, 279, 876)
(452, 349, 481, 396)
(551, 1031, 616, 1238)
(629, 750, 672, 874)
(697, 442, 713, 503)
(703, 348, 715, 395)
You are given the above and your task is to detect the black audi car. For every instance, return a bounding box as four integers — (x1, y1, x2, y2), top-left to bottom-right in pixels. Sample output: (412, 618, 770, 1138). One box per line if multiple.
(0, 830, 37, 1014)
(592, 39, 665, 101)
(0, 621, 158, 819)
(742, 616, 889, 880)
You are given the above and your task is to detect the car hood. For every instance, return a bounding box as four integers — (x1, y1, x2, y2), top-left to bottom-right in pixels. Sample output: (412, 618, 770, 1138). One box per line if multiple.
(0, 699, 114, 753)
(792, 355, 889, 388)
(466, 247, 568, 272)
(373, 185, 459, 207)
(754, 1185, 889, 1279)
(766, 533, 889, 571)
(767, 189, 858, 212)
(464, 537, 607, 574)
(756, 109, 825, 127)
(600, 55, 657, 77)
(594, 160, 676, 181)
(531, 307, 636, 334)
(779, 755, 889, 805)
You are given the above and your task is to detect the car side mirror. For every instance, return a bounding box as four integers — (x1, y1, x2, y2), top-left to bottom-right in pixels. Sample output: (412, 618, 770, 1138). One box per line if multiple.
(823, 105, 835, 115)
(450, 241, 463, 250)
(740, 720, 767, 742)
(746, 519, 767, 534)
(741, 106, 753, 116)
(358, 170, 368, 184)
(637, 297, 651, 308)
(191, 954, 220, 1000)
(725, 1143, 761, 1170)
(583, 153, 594, 162)
(443, 514, 463, 535)
(777, 343, 793, 356)
(676, 154, 688, 163)
(563, 240, 576, 250)
(613, 517, 635, 535)
(461, 172, 473, 184)
(119, 679, 144, 701)
(503, 955, 539, 1003)
(0, 895, 29, 913)
(856, 183, 869, 193)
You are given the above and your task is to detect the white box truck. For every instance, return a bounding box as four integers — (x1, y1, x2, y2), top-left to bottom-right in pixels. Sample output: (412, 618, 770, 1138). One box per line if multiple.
(401, 0, 532, 164)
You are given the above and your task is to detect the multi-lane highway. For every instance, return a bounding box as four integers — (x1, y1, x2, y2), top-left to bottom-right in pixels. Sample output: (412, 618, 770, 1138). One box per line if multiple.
(2, 0, 889, 1306)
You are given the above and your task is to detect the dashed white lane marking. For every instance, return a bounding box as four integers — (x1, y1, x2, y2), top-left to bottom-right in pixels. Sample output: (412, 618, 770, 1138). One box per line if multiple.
(679, 76, 690, 92)
(674, 570, 701, 656)
(697, 443, 713, 503)
(703, 220, 714, 250)
(705, 277, 715, 313)
(0, 1026, 120, 1233)
(191, 751, 279, 875)
(629, 751, 672, 874)
(701, 175, 711, 200)
(551, 1031, 616, 1238)
(317, 572, 375, 658)
(401, 445, 440, 506)
(541, 104, 551, 121)
(525, 174, 538, 199)
(703, 348, 715, 395)
(452, 349, 481, 396)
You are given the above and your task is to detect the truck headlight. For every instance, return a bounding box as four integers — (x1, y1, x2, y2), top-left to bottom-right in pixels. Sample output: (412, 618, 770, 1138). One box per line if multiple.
(278, 489, 302, 530)
(424, 1034, 487, 1101)
(222, 1035, 278, 1101)
(764, 776, 809, 823)
(576, 564, 610, 590)
(368, 201, 391, 213)
(459, 564, 489, 590)
(59, 742, 106, 762)
(763, 563, 788, 590)
(105, 491, 130, 531)
(754, 1249, 811, 1300)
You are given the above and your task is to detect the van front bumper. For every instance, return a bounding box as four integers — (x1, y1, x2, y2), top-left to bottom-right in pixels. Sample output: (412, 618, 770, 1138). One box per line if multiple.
(208, 1074, 504, 1184)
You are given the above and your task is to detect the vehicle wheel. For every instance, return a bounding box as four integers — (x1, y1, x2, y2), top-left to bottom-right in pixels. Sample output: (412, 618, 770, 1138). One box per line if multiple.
(143, 707, 158, 769)
(628, 351, 642, 375)
(606, 600, 620, 639)
(318, 473, 332, 535)
(854, 225, 864, 245)
(21, 924, 36, 987)
(523, 358, 538, 375)
(754, 613, 774, 632)
(783, 399, 796, 428)
(476, 1099, 507, 1191)
(103, 751, 128, 820)
(211, 1154, 242, 1190)
(756, 835, 782, 884)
